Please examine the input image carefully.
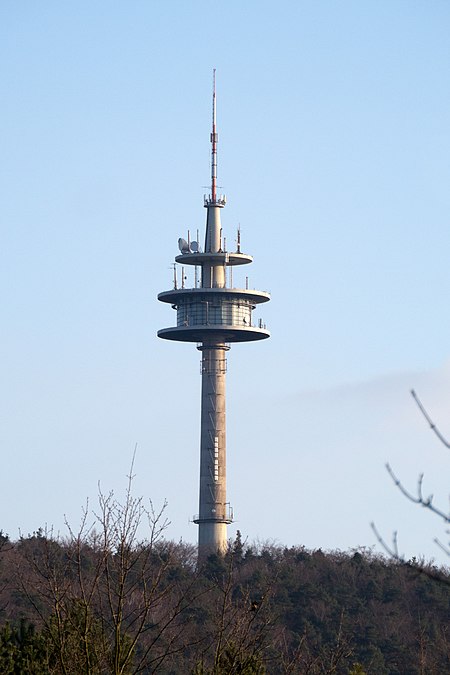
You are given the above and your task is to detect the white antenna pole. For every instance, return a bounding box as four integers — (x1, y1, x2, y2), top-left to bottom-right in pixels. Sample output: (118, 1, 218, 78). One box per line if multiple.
(211, 68, 217, 202)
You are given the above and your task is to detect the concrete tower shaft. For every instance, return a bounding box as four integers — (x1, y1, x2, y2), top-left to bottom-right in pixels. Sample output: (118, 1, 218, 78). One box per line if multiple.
(203, 203, 225, 289)
(196, 343, 231, 554)
(157, 73, 270, 558)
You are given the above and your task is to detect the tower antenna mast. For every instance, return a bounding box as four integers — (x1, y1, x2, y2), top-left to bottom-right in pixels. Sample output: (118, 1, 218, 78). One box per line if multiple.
(158, 75, 270, 558)
(211, 68, 217, 202)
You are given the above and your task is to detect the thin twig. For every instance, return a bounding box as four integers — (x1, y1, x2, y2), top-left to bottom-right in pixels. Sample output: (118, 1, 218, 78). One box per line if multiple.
(371, 522, 450, 585)
(386, 463, 450, 524)
(370, 522, 400, 561)
(411, 389, 450, 448)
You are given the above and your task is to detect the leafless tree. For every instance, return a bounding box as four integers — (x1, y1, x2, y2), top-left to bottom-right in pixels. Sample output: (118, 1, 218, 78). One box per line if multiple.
(191, 546, 275, 673)
(14, 460, 200, 674)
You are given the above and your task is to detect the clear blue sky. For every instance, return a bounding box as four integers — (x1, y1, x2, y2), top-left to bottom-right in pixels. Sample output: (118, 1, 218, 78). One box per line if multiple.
(1, 1, 450, 563)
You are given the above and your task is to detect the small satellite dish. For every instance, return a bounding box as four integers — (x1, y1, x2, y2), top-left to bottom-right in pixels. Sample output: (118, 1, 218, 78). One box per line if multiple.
(178, 237, 190, 254)
(190, 241, 199, 252)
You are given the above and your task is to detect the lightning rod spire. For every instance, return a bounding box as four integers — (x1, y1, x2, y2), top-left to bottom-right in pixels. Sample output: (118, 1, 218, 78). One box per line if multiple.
(211, 68, 217, 202)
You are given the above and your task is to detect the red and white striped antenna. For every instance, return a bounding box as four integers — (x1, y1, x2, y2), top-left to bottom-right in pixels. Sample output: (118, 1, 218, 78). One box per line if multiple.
(210, 68, 218, 202)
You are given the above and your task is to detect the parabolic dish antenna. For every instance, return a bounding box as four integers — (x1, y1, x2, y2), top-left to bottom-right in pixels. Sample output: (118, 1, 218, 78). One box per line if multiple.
(178, 237, 190, 254)
(190, 240, 199, 252)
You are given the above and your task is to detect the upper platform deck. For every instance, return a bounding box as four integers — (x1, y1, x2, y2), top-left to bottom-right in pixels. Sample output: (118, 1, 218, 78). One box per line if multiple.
(175, 251, 253, 267)
(158, 286, 270, 306)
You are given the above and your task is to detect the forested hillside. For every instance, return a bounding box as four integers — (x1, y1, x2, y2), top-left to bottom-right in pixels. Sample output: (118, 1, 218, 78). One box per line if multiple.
(0, 524, 448, 674)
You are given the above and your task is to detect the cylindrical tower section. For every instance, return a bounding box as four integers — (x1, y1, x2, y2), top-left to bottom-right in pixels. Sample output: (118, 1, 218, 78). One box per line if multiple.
(194, 342, 231, 555)
(203, 204, 225, 289)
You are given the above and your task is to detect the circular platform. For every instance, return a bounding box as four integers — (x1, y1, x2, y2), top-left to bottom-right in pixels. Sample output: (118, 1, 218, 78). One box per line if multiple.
(175, 251, 253, 266)
(157, 287, 270, 305)
(157, 324, 270, 343)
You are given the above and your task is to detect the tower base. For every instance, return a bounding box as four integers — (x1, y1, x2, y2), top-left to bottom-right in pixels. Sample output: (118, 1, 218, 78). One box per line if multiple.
(197, 521, 228, 557)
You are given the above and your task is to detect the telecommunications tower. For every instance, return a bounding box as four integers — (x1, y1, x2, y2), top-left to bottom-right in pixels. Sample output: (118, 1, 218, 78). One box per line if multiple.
(158, 72, 270, 556)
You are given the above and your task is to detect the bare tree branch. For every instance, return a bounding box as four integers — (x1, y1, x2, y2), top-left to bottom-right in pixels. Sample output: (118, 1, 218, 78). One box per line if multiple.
(411, 389, 450, 448)
(370, 522, 401, 561)
(373, 388, 450, 582)
(371, 522, 450, 586)
(434, 537, 450, 558)
(386, 463, 450, 524)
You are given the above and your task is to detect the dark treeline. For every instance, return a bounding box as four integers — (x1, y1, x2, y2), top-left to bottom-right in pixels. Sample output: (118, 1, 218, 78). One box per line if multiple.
(0, 524, 449, 674)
